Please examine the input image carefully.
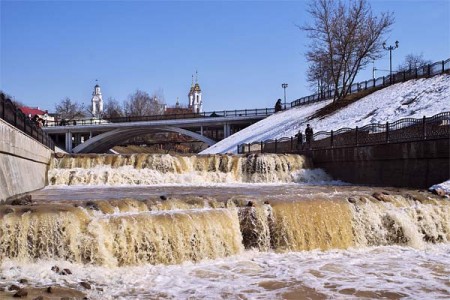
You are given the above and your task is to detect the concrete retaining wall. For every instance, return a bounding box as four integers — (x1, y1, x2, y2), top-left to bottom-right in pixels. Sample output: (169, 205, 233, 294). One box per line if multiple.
(0, 119, 52, 202)
(311, 138, 449, 188)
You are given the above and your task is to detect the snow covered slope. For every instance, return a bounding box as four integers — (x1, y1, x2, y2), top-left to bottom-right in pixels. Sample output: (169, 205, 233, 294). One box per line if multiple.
(201, 74, 450, 154)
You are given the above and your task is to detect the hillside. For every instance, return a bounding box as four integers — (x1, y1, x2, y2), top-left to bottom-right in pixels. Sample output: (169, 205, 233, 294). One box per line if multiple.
(201, 74, 450, 154)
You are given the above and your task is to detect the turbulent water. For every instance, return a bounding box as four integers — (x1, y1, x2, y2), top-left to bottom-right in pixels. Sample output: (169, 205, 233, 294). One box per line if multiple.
(47, 153, 313, 185)
(1, 153, 449, 299)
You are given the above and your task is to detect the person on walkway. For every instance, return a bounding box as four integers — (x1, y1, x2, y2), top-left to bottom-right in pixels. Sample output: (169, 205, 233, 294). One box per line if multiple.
(275, 99, 282, 112)
(305, 124, 313, 146)
(295, 131, 303, 150)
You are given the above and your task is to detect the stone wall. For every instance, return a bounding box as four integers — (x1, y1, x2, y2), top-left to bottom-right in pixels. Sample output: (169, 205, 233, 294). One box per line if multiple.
(311, 138, 449, 188)
(0, 119, 52, 202)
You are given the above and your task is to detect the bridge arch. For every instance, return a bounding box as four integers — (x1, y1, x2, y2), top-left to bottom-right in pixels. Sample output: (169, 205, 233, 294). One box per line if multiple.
(72, 126, 216, 153)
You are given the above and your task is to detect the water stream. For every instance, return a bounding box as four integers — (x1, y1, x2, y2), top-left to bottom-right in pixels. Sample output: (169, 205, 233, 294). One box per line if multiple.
(1, 153, 449, 299)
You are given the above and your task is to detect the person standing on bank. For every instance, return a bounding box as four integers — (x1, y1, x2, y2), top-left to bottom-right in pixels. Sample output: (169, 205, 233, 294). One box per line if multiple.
(305, 124, 313, 146)
(275, 99, 282, 112)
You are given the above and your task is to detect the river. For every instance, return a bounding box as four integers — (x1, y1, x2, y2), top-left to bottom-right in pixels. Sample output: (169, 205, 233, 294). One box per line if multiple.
(0, 153, 449, 299)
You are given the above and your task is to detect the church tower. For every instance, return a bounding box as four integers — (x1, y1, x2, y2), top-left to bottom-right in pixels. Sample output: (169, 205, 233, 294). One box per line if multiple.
(188, 72, 203, 113)
(91, 82, 103, 116)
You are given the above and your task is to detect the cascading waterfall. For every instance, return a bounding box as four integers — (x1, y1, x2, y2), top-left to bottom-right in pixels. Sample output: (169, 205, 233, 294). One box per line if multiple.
(0, 154, 448, 268)
(0, 200, 243, 267)
(348, 193, 450, 248)
(48, 153, 313, 185)
(1, 189, 448, 266)
(269, 200, 355, 251)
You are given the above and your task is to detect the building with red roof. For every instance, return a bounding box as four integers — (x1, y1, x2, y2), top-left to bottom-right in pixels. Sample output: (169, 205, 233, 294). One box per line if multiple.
(18, 106, 55, 126)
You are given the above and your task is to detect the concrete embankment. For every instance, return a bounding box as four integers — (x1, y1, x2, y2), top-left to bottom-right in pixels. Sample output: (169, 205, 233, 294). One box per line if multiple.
(0, 119, 52, 202)
(311, 138, 450, 188)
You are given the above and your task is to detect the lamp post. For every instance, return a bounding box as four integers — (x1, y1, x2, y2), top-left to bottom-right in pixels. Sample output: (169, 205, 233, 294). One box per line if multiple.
(383, 40, 399, 84)
(281, 83, 288, 110)
(372, 61, 376, 80)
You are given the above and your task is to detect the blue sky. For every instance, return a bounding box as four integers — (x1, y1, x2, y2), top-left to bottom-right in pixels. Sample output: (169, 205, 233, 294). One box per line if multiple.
(1, 0, 449, 112)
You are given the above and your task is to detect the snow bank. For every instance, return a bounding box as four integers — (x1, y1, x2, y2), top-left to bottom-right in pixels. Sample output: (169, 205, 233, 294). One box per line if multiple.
(201, 74, 450, 154)
(429, 180, 450, 196)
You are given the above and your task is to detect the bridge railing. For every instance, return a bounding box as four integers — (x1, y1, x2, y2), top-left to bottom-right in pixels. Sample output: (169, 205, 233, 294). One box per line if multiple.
(0, 93, 55, 150)
(290, 58, 450, 108)
(237, 111, 450, 154)
(44, 107, 277, 127)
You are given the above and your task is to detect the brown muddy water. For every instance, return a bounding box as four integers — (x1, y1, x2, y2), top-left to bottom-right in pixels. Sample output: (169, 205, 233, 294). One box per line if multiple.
(0, 153, 449, 299)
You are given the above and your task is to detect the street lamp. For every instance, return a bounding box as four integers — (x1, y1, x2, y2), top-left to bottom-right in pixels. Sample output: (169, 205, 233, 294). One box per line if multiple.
(281, 83, 288, 110)
(383, 40, 399, 83)
(372, 61, 376, 80)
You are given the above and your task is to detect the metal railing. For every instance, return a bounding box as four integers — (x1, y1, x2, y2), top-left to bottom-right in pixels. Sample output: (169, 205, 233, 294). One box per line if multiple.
(290, 58, 450, 107)
(0, 93, 55, 150)
(237, 112, 450, 154)
(41, 59, 450, 129)
(44, 107, 277, 127)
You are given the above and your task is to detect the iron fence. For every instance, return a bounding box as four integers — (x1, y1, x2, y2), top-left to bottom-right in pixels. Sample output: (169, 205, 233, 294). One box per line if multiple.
(237, 112, 450, 154)
(44, 107, 277, 127)
(0, 93, 55, 150)
(41, 59, 449, 129)
(290, 58, 450, 108)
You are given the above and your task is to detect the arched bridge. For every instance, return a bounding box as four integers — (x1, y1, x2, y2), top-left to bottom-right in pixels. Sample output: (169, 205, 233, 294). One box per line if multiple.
(43, 108, 276, 153)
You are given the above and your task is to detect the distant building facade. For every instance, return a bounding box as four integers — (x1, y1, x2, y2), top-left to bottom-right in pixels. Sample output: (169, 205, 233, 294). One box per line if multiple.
(19, 106, 54, 126)
(165, 97, 192, 115)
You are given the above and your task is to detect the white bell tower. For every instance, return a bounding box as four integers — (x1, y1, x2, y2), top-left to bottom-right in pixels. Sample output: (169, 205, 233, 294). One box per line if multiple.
(188, 71, 203, 113)
(91, 81, 103, 116)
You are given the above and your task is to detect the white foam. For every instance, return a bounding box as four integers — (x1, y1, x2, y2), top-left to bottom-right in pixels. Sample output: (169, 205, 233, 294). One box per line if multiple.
(98, 207, 220, 219)
(2, 245, 449, 299)
(292, 168, 348, 185)
(48, 165, 340, 186)
(49, 154, 318, 186)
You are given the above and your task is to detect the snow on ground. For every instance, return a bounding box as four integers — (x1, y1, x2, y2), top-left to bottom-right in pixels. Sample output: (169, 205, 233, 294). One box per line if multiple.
(430, 180, 450, 195)
(201, 74, 450, 154)
(201, 99, 333, 154)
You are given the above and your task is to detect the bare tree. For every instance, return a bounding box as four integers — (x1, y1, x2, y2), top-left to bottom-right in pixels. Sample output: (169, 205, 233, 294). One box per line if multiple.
(151, 88, 166, 115)
(151, 87, 166, 104)
(306, 57, 334, 99)
(397, 53, 432, 71)
(102, 97, 124, 119)
(55, 97, 86, 120)
(302, 0, 394, 101)
(123, 90, 165, 117)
